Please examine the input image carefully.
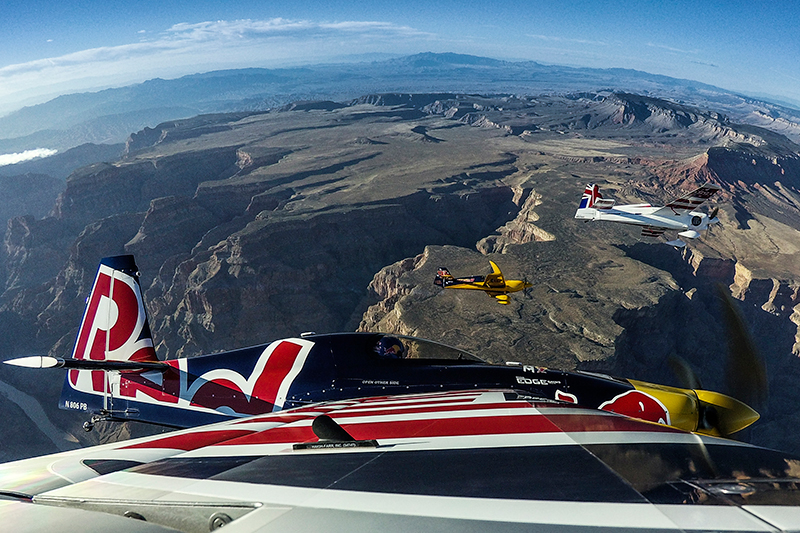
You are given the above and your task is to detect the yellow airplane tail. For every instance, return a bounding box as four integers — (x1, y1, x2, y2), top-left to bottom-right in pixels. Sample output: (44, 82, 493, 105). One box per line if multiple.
(434, 267, 455, 287)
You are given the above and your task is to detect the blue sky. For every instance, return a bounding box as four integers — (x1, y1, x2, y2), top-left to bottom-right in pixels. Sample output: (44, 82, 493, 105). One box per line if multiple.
(1, 0, 799, 114)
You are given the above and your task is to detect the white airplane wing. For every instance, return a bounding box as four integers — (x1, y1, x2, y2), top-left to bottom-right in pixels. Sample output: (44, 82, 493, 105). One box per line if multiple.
(651, 184, 722, 216)
(2, 389, 800, 532)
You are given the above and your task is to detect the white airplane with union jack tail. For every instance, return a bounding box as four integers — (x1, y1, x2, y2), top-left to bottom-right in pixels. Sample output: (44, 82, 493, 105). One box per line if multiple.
(575, 183, 722, 247)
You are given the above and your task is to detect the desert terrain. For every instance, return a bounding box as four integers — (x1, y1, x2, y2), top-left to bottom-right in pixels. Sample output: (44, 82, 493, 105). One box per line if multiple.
(1, 91, 800, 458)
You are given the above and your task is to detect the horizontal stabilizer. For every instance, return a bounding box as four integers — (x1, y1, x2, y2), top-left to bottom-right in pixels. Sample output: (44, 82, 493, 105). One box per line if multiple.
(4, 356, 168, 372)
(665, 239, 686, 248)
(678, 230, 701, 239)
(593, 198, 615, 209)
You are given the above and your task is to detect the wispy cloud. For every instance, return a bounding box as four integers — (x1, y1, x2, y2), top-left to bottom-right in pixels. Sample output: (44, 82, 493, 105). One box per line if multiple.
(0, 148, 57, 166)
(527, 34, 608, 47)
(647, 43, 718, 70)
(165, 18, 427, 39)
(0, 18, 434, 111)
(691, 59, 719, 68)
(646, 42, 699, 55)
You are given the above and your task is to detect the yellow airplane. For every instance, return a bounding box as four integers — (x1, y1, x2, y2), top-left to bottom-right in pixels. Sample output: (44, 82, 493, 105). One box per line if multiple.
(434, 260, 532, 304)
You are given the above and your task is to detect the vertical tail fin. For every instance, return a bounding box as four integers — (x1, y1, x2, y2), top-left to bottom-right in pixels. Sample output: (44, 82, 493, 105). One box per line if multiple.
(72, 255, 157, 363)
(434, 267, 454, 287)
(66, 255, 158, 403)
(579, 184, 602, 209)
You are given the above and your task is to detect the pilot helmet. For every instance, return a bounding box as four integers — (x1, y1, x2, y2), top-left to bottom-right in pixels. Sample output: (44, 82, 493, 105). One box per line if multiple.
(375, 336, 405, 358)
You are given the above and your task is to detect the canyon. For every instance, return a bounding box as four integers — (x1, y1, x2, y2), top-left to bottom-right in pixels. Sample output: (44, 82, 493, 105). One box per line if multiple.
(2, 92, 800, 458)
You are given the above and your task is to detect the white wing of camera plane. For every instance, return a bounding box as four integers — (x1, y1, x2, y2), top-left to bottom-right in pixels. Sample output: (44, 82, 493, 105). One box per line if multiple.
(575, 183, 722, 247)
(3, 388, 800, 533)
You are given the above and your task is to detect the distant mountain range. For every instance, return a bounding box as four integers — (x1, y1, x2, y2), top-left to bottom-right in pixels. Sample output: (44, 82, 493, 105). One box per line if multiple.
(2, 52, 800, 155)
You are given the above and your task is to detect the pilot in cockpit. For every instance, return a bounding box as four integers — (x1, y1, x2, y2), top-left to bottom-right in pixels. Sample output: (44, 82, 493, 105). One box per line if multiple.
(374, 336, 406, 359)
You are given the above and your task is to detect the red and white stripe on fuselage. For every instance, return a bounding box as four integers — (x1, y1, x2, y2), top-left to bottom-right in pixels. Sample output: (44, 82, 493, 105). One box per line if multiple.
(181, 337, 315, 414)
(121, 389, 687, 454)
(72, 337, 315, 417)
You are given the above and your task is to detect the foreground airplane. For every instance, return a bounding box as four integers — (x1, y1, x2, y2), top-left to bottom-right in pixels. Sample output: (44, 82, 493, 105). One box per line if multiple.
(2, 254, 796, 532)
(4, 255, 762, 437)
(575, 183, 722, 247)
(433, 261, 532, 304)
(3, 388, 800, 532)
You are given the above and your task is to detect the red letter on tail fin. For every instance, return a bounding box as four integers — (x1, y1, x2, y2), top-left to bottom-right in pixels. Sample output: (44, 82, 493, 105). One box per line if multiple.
(70, 255, 158, 392)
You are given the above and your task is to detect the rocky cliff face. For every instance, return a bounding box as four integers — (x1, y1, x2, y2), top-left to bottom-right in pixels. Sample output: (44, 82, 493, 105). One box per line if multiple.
(2, 92, 800, 458)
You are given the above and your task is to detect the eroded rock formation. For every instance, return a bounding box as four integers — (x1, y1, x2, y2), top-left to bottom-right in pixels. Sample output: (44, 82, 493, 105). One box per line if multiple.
(2, 92, 800, 458)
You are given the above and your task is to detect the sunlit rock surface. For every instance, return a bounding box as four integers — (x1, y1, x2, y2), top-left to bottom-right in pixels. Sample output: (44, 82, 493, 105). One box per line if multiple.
(2, 92, 800, 458)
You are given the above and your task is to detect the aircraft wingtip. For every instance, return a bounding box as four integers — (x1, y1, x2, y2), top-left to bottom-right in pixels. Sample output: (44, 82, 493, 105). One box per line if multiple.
(3, 356, 60, 368)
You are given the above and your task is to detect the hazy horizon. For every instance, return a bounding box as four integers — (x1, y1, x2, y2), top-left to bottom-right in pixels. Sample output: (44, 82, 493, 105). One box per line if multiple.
(2, 1, 799, 115)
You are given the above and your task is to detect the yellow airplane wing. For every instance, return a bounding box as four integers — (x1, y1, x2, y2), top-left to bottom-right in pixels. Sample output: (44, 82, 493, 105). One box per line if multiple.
(484, 261, 506, 289)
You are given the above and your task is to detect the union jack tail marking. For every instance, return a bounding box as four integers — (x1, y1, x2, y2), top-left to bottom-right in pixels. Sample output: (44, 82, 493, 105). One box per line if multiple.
(579, 184, 602, 209)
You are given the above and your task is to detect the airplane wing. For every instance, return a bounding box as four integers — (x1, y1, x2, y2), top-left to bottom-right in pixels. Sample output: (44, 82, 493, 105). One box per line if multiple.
(483, 260, 506, 288)
(3, 389, 800, 532)
(651, 184, 722, 216)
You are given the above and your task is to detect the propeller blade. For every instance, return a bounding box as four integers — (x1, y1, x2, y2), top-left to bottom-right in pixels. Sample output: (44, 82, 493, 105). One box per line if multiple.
(667, 354, 703, 390)
(716, 284, 768, 410)
(709, 206, 719, 220)
(664, 286, 768, 438)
